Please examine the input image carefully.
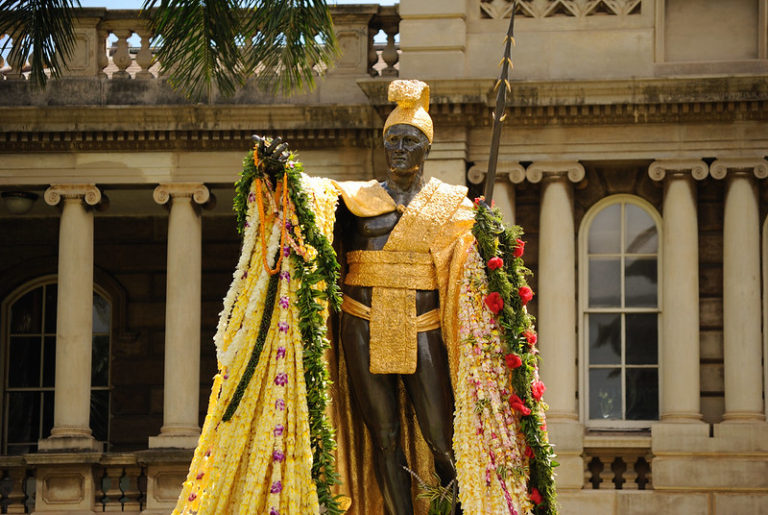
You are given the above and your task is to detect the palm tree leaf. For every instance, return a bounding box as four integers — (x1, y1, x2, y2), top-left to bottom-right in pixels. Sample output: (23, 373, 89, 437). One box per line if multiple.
(242, 0, 339, 95)
(0, 0, 81, 87)
(142, 0, 245, 102)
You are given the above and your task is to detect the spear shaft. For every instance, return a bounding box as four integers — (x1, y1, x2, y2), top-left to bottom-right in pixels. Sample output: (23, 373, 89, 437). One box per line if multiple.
(483, 2, 517, 203)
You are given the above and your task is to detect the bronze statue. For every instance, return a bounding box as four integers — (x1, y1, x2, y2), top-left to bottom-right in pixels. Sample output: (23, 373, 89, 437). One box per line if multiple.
(174, 79, 556, 515)
(338, 121, 457, 514)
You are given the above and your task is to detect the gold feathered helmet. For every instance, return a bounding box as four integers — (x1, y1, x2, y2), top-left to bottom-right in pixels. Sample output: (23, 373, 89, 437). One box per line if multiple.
(382, 80, 433, 144)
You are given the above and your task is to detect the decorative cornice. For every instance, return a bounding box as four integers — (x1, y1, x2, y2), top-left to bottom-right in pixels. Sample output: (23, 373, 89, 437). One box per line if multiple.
(0, 128, 380, 153)
(467, 162, 526, 185)
(526, 161, 585, 184)
(648, 159, 709, 181)
(710, 158, 768, 180)
(153, 183, 210, 205)
(44, 184, 102, 206)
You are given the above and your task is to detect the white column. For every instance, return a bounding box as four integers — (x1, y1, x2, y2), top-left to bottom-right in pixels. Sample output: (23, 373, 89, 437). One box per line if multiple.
(526, 161, 584, 490)
(149, 183, 210, 448)
(527, 161, 584, 421)
(712, 159, 768, 422)
(649, 160, 708, 422)
(467, 162, 525, 225)
(40, 184, 103, 451)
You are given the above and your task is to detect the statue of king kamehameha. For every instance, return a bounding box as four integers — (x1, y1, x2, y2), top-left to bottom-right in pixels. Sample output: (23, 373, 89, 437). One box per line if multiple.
(172, 80, 557, 515)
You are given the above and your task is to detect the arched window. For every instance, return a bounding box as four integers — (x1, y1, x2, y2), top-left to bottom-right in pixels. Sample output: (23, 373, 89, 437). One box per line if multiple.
(579, 196, 661, 428)
(2, 277, 111, 454)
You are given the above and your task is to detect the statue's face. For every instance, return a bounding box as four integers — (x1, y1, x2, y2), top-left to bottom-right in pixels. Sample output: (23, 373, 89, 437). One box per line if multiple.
(383, 124, 430, 177)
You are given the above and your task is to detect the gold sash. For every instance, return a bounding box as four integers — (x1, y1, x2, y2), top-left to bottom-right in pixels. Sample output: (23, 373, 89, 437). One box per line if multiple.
(341, 179, 469, 374)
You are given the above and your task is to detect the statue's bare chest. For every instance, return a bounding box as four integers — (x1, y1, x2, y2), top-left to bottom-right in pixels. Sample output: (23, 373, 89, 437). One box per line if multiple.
(349, 211, 401, 251)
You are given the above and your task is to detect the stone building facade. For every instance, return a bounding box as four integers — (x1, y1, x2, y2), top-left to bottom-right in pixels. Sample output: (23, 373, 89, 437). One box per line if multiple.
(0, 0, 767, 513)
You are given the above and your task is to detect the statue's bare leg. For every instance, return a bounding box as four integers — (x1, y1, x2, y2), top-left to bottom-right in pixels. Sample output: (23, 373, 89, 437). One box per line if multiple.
(340, 312, 413, 515)
(402, 329, 457, 487)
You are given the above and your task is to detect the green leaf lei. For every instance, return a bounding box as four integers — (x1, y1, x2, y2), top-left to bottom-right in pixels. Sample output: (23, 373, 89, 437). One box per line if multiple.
(232, 147, 343, 514)
(472, 201, 559, 515)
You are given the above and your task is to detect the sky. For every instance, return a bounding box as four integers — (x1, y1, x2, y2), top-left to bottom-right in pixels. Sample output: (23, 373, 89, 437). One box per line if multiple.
(78, 0, 398, 7)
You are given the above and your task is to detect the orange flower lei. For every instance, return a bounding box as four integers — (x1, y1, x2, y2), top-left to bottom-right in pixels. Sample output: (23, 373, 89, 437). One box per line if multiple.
(255, 171, 289, 275)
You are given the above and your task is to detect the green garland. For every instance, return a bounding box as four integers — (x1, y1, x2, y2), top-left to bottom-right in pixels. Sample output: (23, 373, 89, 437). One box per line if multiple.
(472, 201, 559, 515)
(233, 146, 343, 514)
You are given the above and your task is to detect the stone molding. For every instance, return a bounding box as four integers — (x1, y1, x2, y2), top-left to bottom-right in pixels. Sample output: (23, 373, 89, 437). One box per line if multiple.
(43, 184, 102, 206)
(710, 158, 768, 180)
(648, 159, 709, 181)
(467, 162, 526, 184)
(526, 161, 585, 183)
(153, 183, 210, 206)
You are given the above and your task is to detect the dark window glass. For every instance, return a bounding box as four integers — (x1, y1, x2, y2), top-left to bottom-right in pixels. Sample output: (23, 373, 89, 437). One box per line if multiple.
(588, 314, 621, 365)
(625, 258, 657, 307)
(588, 258, 621, 307)
(42, 391, 54, 438)
(626, 368, 659, 420)
(91, 335, 110, 387)
(626, 314, 658, 365)
(589, 368, 621, 420)
(7, 392, 39, 444)
(90, 390, 109, 442)
(10, 289, 42, 334)
(4, 284, 112, 451)
(8, 336, 41, 388)
(44, 285, 57, 334)
(93, 294, 111, 334)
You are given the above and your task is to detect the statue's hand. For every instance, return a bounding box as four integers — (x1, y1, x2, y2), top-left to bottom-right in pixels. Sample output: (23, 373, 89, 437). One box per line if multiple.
(252, 135, 290, 178)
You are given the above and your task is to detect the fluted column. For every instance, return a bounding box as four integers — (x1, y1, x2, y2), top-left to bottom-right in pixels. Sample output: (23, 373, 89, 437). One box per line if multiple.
(149, 183, 210, 448)
(40, 184, 103, 451)
(527, 161, 584, 420)
(467, 162, 525, 225)
(711, 159, 768, 422)
(649, 160, 708, 422)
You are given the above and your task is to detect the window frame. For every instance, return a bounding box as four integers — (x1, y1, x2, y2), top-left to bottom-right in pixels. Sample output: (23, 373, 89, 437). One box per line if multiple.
(0, 275, 112, 454)
(578, 194, 663, 429)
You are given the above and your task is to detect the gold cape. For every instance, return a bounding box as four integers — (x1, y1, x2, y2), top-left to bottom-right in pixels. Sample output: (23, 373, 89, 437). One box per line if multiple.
(328, 177, 476, 514)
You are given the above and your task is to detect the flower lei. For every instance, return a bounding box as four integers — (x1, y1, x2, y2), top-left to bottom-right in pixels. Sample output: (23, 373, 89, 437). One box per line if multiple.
(232, 147, 343, 514)
(468, 199, 558, 514)
(173, 145, 342, 515)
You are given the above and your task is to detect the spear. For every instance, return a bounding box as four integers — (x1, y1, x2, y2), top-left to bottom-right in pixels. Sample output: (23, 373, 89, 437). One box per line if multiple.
(483, 1, 518, 204)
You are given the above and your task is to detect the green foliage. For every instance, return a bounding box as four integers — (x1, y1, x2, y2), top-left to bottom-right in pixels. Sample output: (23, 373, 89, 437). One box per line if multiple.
(404, 468, 456, 515)
(142, 0, 244, 102)
(142, 0, 339, 101)
(472, 201, 559, 515)
(0, 0, 81, 87)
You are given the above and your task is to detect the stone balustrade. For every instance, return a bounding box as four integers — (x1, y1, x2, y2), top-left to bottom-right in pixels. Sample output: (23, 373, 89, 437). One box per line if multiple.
(0, 6, 399, 81)
(583, 443, 653, 491)
(0, 451, 196, 513)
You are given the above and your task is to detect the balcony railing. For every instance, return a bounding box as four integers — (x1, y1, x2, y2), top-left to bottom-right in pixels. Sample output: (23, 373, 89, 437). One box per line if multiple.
(0, 450, 196, 513)
(0, 5, 399, 82)
(583, 435, 653, 490)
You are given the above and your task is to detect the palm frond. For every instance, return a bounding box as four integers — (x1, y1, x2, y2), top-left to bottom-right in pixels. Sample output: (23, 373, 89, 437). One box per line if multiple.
(142, 0, 339, 102)
(0, 0, 81, 87)
(241, 0, 339, 95)
(142, 0, 245, 102)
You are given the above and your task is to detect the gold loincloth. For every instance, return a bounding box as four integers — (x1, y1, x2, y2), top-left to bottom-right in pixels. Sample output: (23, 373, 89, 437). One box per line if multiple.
(343, 250, 439, 374)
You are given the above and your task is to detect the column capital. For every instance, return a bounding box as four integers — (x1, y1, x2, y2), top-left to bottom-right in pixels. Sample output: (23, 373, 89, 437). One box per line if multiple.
(648, 159, 708, 181)
(153, 183, 210, 205)
(44, 184, 102, 207)
(710, 158, 768, 180)
(526, 161, 585, 184)
(467, 162, 526, 185)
